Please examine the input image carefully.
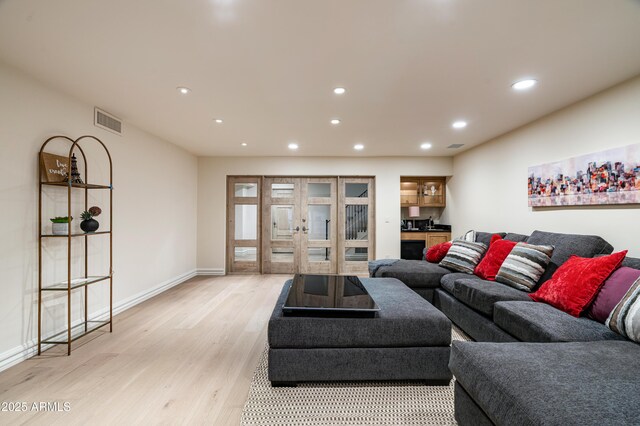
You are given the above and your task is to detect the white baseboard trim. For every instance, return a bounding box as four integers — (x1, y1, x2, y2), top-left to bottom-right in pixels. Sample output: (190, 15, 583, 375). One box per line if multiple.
(196, 268, 225, 276)
(0, 269, 198, 374)
(112, 269, 198, 316)
(0, 340, 40, 374)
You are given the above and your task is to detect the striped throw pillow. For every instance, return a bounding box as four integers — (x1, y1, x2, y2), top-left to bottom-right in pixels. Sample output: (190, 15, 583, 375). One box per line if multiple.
(495, 242, 554, 292)
(606, 277, 640, 342)
(439, 240, 488, 274)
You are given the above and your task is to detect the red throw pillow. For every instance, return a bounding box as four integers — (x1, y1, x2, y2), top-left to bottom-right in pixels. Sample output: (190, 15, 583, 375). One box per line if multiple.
(529, 251, 628, 317)
(489, 233, 503, 246)
(426, 241, 452, 263)
(474, 236, 517, 281)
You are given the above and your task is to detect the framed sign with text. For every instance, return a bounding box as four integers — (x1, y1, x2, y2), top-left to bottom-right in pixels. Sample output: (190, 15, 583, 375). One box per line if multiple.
(40, 152, 69, 182)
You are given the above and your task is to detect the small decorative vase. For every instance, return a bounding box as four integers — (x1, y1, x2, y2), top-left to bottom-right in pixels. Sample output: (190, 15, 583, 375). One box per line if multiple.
(52, 223, 69, 235)
(80, 219, 99, 233)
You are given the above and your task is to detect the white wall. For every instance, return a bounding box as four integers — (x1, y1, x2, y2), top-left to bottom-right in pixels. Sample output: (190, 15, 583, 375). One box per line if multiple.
(197, 157, 453, 270)
(443, 75, 640, 256)
(0, 61, 198, 369)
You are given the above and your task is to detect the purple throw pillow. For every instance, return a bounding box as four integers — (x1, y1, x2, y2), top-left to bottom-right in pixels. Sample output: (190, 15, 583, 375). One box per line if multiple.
(588, 267, 640, 323)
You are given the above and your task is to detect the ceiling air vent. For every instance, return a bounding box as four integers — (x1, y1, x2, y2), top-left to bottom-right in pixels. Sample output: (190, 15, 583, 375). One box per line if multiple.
(94, 107, 122, 135)
(447, 144, 464, 149)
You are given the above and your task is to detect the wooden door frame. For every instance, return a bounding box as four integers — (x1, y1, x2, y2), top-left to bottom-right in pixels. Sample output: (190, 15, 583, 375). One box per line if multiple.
(225, 175, 376, 275)
(226, 176, 262, 274)
(300, 177, 338, 274)
(338, 176, 376, 275)
(261, 177, 301, 274)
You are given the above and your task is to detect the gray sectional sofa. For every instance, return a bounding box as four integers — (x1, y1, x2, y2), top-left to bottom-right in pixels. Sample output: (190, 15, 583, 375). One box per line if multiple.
(373, 230, 640, 425)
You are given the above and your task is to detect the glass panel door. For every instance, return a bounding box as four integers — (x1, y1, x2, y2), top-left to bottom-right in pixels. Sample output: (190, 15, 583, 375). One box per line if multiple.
(301, 178, 337, 274)
(339, 177, 375, 275)
(262, 177, 300, 274)
(228, 176, 374, 275)
(227, 177, 261, 273)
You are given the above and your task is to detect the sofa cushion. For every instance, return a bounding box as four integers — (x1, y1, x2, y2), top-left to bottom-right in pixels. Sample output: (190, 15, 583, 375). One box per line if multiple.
(440, 272, 476, 294)
(622, 256, 640, 269)
(503, 232, 529, 243)
(589, 266, 640, 323)
(450, 279, 531, 317)
(474, 231, 506, 247)
(374, 259, 451, 289)
(495, 242, 554, 292)
(525, 230, 614, 283)
(474, 236, 517, 281)
(607, 278, 640, 342)
(530, 251, 627, 317)
(439, 240, 487, 274)
(494, 301, 626, 342)
(450, 340, 640, 426)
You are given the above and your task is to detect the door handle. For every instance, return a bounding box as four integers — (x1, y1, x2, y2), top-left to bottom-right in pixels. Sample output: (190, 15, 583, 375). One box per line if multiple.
(295, 226, 300, 232)
(302, 226, 308, 233)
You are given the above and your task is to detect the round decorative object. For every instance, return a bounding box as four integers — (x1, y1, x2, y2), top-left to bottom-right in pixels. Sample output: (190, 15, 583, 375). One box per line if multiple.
(80, 219, 99, 233)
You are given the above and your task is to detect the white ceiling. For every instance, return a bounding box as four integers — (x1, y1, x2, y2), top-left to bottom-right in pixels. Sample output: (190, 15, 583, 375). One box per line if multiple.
(1, 0, 640, 157)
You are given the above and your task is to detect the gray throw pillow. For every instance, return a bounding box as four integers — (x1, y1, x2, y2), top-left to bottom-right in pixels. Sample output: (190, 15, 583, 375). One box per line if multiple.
(495, 242, 554, 292)
(439, 240, 488, 274)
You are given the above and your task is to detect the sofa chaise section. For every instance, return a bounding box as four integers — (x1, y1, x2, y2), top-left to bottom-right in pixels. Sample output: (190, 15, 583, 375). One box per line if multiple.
(450, 340, 640, 425)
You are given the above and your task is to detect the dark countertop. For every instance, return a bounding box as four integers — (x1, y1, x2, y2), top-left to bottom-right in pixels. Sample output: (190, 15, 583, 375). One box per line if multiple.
(401, 225, 451, 233)
(401, 229, 451, 233)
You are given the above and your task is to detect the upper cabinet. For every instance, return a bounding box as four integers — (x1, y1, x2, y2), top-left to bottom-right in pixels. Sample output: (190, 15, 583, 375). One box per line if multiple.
(420, 177, 446, 207)
(400, 176, 446, 207)
(400, 179, 420, 206)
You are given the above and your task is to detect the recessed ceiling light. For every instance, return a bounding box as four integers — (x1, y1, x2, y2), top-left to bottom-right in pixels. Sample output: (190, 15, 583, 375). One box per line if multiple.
(241, 142, 247, 147)
(288, 143, 299, 150)
(214, 118, 223, 124)
(452, 120, 467, 129)
(177, 86, 191, 95)
(354, 144, 364, 151)
(330, 119, 341, 125)
(512, 79, 537, 90)
(333, 87, 346, 95)
(420, 142, 432, 150)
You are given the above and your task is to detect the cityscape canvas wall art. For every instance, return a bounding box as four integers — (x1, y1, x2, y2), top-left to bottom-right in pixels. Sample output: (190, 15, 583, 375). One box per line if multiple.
(528, 144, 640, 207)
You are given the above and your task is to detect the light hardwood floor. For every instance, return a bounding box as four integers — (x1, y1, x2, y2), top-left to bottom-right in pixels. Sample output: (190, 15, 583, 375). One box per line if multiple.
(0, 274, 289, 425)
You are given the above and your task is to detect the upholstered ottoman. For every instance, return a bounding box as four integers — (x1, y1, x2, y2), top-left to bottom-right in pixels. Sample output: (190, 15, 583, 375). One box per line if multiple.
(268, 277, 452, 386)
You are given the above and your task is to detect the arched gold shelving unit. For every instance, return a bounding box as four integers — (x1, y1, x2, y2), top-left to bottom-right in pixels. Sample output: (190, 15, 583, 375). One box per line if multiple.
(38, 135, 113, 355)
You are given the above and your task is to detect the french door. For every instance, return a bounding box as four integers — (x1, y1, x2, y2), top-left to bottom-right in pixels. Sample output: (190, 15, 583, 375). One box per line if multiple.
(339, 177, 375, 275)
(226, 177, 261, 273)
(227, 176, 374, 274)
(262, 177, 337, 274)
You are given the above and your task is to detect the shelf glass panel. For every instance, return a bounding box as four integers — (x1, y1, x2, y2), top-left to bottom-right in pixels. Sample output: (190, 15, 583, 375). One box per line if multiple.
(41, 181, 111, 189)
(42, 275, 111, 291)
(41, 320, 110, 344)
(41, 231, 111, 238)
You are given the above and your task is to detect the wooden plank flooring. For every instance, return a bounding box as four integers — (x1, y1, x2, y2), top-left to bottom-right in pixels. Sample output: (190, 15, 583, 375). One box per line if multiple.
(0, 274, 288, 425)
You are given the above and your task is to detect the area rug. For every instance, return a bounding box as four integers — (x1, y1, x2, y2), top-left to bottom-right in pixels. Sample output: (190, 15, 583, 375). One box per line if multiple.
(240, 326, 471, 426)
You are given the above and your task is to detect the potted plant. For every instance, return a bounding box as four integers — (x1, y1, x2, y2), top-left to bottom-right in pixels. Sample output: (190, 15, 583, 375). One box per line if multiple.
(50, 216, 72, 235)
(80, 206, 102, 233)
